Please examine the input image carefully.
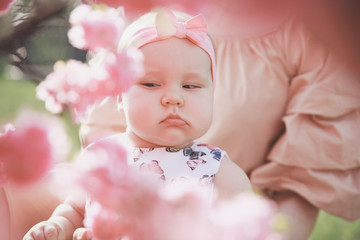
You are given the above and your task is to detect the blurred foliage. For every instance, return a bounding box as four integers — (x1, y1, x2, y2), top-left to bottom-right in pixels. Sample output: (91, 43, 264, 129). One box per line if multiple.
(0, 0, 86, 83)
(0, 0, 84, 157)
(0, 71, 81, 159)
(311, 211, 360, 240)
(0, 0, 73, 52)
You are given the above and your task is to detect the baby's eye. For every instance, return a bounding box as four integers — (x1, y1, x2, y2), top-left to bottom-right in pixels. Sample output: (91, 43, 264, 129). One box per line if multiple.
(141, 83, 159, 88)
(183, 84, 201, 89)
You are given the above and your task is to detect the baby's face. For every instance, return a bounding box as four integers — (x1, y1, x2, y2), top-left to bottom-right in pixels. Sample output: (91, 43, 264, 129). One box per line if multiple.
(122, 37, 214, 148)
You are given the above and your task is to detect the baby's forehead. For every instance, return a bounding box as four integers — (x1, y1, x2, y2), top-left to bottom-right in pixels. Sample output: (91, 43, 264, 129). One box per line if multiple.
(140, 37, 209, 55)
(140, 38, 212, 67)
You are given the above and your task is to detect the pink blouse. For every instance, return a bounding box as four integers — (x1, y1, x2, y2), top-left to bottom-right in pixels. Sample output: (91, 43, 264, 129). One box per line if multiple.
(202, 18, 360, 220)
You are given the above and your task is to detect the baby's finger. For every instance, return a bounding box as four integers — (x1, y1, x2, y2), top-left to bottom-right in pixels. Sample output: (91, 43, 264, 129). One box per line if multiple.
(43, 224, 59, 240)
(30, 228, 46, 240)
(23, 235, 34, 240)
(23, 228, 37, 240)
(73, 228, 92, 240)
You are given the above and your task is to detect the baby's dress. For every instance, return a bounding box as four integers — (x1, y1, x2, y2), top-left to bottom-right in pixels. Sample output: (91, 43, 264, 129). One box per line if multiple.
(129, 143, 224, 192)
(84, 140, 225, 216)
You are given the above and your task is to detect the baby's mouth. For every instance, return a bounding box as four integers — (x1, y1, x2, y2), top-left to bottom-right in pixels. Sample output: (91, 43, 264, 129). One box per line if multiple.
(160, 114, 187, 126)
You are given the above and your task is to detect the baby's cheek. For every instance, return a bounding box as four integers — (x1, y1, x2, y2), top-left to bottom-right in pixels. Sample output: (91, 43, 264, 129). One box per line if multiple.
(197, 101, 213, 130)
(192, 108, 212, 133)
(128, 106, 154, 129)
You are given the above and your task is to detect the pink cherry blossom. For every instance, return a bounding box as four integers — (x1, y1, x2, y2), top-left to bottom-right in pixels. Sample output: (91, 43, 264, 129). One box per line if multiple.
(70, 137, 162, 238)
(50, 135, 285, 240)
(95, 49, 144, 95)
(211, 192, 281, 240)
(84, 202, 124, 240)
(52, 137, 286, 240)
(81, 0, 214, 18)
(37, 50, 143, 121)
(82, 0, 160, 18)
(0, 0, 14, 14)
(0, 109, 69, 186)
(36, 60, 94, 116)
(74, 138, 131, 209)
(151, 182, 214, 240)
(83, 0, 158, 9)
(79, 1, 294, 38)
(68, 4, 125, 52)
(64, 136, 287, 240)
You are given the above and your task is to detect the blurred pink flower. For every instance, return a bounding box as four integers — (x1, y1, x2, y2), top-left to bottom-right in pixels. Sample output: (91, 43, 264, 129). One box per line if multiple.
(68, 4, 125, 52)
(83, 0, 157, 9)
(0, 0, 13, 14)
(56, 137, 286, 240)
(82, 0, 160, 17)
(36, 60, 93, 116)
(71, 137, 161, 238)
(81, 0, 214, 18)
(151, 182, 214, 240)
(0, 109, 70, 186)
(74, 138, 130, 207)
(96, 49, 144, 93)
(212, 192, 280, 240)
(37, 51, 143, 120)
(80, 1, 293, 38)
(85, 201, 124, 240)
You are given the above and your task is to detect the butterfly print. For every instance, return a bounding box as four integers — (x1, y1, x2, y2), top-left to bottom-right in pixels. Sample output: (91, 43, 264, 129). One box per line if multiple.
(196, 144, 222, 161)
(183, 147, 206, 160)
(210, 149, 222, 161)
(186, 159, 206, 171)
(200, 174, 215, 185)
(140, 160, 165, 180)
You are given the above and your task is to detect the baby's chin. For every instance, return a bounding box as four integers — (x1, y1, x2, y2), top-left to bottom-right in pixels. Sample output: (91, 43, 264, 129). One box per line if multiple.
(150, 135, 197, 149)
(132, 128, 204, 148)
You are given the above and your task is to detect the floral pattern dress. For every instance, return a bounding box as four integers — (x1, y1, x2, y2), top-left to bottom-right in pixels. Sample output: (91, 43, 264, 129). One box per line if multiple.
(129, 143, 225, 189)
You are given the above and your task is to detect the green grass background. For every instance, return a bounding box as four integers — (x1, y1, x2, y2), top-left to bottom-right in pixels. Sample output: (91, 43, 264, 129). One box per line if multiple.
(0, 71, 359, 239)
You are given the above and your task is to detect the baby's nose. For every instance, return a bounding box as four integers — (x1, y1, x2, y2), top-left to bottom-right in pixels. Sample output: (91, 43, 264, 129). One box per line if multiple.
(161, 94, 184, 107)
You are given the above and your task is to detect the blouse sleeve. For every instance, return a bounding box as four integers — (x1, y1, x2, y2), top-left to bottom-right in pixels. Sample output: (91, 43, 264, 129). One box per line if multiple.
(250, 19, 360, 221)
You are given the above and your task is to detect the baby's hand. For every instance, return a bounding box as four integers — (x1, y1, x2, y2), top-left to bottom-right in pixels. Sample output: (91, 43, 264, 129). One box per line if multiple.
(23, 221, 65, 240)
(73, 228, 92, 240)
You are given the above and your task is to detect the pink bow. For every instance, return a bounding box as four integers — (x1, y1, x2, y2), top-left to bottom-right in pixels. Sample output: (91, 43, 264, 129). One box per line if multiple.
(155, 8, 208, 44)
(127, 8, 216, 84)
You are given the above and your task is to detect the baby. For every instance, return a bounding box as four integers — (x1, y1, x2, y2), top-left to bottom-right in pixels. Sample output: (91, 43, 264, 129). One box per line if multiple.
(24, 8, 251, 240)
